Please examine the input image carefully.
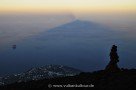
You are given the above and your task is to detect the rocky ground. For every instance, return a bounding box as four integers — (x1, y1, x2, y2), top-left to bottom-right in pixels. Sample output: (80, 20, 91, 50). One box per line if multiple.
(0, 69, 136, 90)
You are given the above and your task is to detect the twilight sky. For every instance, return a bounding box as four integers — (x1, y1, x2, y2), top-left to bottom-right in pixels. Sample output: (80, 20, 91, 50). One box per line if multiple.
(0, 0, 136, 13)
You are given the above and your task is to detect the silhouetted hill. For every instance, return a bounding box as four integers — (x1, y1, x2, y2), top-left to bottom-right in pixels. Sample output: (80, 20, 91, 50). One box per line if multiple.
(0, 65, 81, 85)
(0, 69, 136, 90)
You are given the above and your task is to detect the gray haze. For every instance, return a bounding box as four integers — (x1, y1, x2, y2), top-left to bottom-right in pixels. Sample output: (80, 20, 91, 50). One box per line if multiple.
(0, 13, 75, 50)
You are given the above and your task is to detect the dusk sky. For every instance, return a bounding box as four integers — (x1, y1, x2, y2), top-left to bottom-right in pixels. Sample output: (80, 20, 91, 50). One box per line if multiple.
(0, 0, 135, 13)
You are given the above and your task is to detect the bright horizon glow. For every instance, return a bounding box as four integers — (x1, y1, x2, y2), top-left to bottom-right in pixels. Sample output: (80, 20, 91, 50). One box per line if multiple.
(0, 0, 136, 13)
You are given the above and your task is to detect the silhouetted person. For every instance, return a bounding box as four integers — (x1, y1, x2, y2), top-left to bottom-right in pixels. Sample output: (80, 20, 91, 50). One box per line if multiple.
(105, 45, 120, 72)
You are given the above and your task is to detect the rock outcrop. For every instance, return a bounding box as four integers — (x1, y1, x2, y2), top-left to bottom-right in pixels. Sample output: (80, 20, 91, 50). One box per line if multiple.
(105, 45, 120, 72)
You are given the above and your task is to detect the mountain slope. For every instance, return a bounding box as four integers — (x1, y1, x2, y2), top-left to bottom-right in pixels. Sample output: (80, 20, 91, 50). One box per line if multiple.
(0, 65, 81, 85)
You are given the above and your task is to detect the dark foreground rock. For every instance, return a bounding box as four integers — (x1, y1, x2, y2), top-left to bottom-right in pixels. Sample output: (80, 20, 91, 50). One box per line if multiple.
(0, 69, 136, 90)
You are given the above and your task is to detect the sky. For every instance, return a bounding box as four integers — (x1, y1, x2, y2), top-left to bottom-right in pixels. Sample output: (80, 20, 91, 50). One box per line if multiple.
(0, 0, 136, 13)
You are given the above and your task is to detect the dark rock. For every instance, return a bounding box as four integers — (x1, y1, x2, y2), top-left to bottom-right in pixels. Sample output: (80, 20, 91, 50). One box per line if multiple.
(105, 45, 120, 72)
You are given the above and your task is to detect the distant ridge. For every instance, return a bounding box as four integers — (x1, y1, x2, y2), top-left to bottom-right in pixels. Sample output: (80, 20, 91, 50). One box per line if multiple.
(45, 19, 111, 32)
(36, 19, 118, 40)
